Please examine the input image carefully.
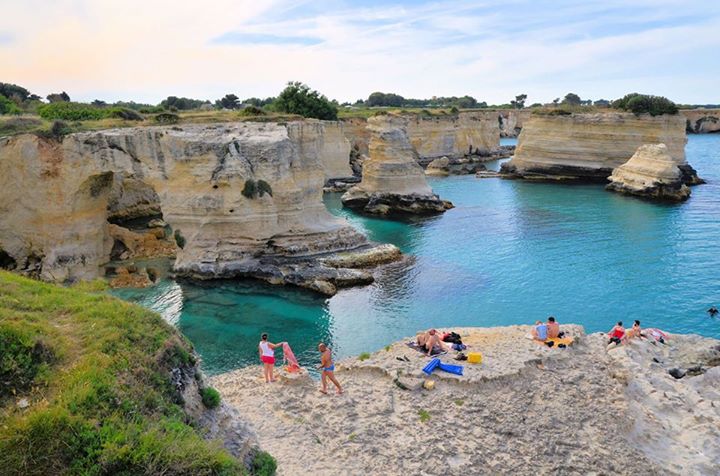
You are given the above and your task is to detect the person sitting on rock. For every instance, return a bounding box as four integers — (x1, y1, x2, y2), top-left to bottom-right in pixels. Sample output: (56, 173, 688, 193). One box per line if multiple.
(423, 329, 448, 356)
(531, 320, 548, 342)
(708, 306, 719, 317)
(626, 320, 643, 340)
(546, 316, 563, 339)
(607, 321, 625, 347)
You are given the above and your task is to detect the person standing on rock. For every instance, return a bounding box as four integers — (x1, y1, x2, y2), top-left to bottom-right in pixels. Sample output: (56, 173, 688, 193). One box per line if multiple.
(317, 343, 343, 395)
(259, 333, 284, 383)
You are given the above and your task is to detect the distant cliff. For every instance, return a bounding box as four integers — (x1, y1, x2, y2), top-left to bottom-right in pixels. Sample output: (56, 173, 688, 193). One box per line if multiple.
(680, 109, 720, 134)
(498, 109, 531, 137)
(0, 122, 398, 294)
(500, 113, 700, 183)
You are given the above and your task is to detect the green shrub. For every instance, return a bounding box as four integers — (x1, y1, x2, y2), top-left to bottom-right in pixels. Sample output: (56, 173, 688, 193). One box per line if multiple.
(251, 450, 277, 476)
(200, 387, 221, 409)
(450, 106, 459, 114)
(0, 117, 42, 135)
(418, 409, 431, 422)
(358, 352, 371, 361)
(242, 179, 258, 199)
(107, 107, 144, 121)
(256, 180, 273, 197)
(0, 95, 21, 115)
(155, 112, 179, 124)
(173, 229, 186, 249)
(239, 106, 265, 117)
(138, 106, 165, 114)
(272, 81, 338, 120)
(612, 93, 678, 116)
(37, 102, 106, 121)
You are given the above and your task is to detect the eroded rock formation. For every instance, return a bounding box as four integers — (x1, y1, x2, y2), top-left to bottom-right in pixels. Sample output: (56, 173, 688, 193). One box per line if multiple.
(606, 144, 691, 201)
(498, 109, 531, 138)
(341, 115, 453, 215)
(681, 109, 720, 134)
(501, 113, 701, 184)
(406, 112, 499, 159)
(0, 122, 400, 294)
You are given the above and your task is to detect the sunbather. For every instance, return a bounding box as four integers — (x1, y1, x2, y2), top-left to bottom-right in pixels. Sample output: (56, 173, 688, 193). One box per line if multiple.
(626, 320, 643, 340)
(607, 321, 625, 347)
(423, 329, 448, 356)
(546, 316, 562, 339)
(531, 320, 548, 341)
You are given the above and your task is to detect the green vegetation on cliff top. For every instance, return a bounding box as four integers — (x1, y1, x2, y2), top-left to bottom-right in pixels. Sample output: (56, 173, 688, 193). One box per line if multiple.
(0, 270, 244, 475)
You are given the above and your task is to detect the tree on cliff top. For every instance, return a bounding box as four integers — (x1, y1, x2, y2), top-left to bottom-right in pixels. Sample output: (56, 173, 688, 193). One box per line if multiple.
(511, 94, 527, 109)
(46, 91, 70, 103)
(561, 93, 582, 105)
(272, 81, 338, 120)
(612, 93, 678, 116)
(216, 94, 240, 109)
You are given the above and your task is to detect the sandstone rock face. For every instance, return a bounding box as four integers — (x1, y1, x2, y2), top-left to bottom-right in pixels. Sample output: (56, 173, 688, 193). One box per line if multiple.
(341, 117, 371, 158)
(498, 109, 531, 137)
(425, 157, 450, 176)
(606, 144, 690, 201)
(500, 113, 700, 183)
(341, 115, 453, 215)
(405, 112, 499, 159)
(0, 123, 400, 293)
(680, 109, 720, 133)
(301, 120, 353, 180)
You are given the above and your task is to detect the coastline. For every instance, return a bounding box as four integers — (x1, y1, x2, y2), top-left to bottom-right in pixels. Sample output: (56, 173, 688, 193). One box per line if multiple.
(211, 325, 720, 475)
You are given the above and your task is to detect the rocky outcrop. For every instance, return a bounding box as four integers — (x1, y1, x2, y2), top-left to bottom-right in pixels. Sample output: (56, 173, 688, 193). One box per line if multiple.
(680, 109, 720, 134)
(500, 113, 701, 183)
(498, 109, 531, 137)
(606, 144, 691, 201)
(425, 157, 450, 176)
(341, 116, 453, 215)
(406, 112, 499, 159)
(300, 120, 353, 181)
(0, 122, 400, 294)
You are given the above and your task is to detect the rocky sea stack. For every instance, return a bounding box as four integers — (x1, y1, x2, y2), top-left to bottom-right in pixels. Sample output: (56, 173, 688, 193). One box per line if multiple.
(606, 143, 691, 201)
(500, 112, 702, 184)
(341, 115, 453, 215)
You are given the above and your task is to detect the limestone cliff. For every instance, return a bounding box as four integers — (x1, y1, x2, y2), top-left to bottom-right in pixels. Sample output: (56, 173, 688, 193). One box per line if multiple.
(498, 109, 531, 137)
(680, 109, 720, 134)
(405, 112, 499, 159)
(500, 113, 701, 183)
(0, 122, 399, 294)
(341, 115, 453, 215)
(299, 120, 353, 180)
(606, 144, 690, 201)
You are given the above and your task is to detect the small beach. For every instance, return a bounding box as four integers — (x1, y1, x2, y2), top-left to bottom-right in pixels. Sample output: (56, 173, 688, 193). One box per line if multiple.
(211, 325, 720, 475)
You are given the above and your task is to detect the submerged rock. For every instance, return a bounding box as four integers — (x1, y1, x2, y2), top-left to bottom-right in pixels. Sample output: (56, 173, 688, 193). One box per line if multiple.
(606, 144, 691, 201)
(341, 115, 453, 215)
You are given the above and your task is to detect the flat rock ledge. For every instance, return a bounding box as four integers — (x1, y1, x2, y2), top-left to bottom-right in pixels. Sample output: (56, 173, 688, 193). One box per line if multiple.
(341, 189, 454, 216)
(174, 242, 402, 296)
(212, 325, 720, 476)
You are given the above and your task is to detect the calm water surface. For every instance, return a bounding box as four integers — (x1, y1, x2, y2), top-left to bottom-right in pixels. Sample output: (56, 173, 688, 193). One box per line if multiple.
(115, 135, 720, 374)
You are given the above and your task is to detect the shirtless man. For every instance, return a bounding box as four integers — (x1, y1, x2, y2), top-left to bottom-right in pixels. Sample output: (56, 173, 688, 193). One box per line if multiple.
(546, 316, 560, 339)
(317, 343, 343, 395)
(423, 329, 448, 356)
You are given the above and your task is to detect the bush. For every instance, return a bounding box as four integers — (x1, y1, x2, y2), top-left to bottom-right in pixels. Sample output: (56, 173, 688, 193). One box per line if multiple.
(358, 352, 371, 361)
(239, 106, 265, 117)
(272, 81, 338, 120)
(612, 93, 678, 116)
(107, 107, 143, 121)
(200, 387, 221, 409)
(0, 95, 21, 115)
(242, 179, 258, 199)
(256, 180, 273, 197)
(37, 102, 106, 121)
(0, 117, 42, 135)
(251, 451, 277, 476)
(155, 112, 179, 124)
(173, 230, 186, 249)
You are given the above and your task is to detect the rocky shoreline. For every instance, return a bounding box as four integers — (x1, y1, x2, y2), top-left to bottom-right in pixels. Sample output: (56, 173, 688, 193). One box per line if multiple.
(212, 325, 720, 476)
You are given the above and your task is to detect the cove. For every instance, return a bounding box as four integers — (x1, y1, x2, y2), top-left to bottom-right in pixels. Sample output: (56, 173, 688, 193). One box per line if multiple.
(114, 135, 720, 375)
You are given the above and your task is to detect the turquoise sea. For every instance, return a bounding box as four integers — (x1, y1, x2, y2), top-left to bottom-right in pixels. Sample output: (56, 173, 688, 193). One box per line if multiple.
(115, 135, 720, 375)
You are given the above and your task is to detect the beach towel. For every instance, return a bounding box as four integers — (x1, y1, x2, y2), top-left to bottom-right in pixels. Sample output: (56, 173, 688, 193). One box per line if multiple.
(644, 328, 668, 343)
(535, 336, 574, 347)
(282, 342, 301, 372)
(406, 341, 448, 355)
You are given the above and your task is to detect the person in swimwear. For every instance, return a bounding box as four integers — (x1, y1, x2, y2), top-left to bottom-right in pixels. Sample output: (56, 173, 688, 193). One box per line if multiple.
(317, 343, 343, 394)
(531, 320, 548, 342)
(607, 321, 625, 347)
(423, 329, 448, 356)
(259, 333, 284, 383)
(626, 320, 643, 340)
(546, 316, 561, 339)
(708, 306, 719, 317)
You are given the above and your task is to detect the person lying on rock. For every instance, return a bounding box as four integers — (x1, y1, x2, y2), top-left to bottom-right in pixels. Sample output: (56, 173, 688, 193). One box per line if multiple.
(423, 329, 448, 356)
(546, 316, 564, 339)
(531, 321, 548, 342)
(626, 320, 643, 340)
(607, 321, 625, 348)
(317, 343, 343, 395)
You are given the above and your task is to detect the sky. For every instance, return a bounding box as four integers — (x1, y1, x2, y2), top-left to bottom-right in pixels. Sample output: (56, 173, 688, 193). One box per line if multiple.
(1, 0, 719, 105)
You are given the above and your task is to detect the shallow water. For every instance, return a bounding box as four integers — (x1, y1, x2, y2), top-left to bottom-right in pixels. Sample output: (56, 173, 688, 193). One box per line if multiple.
(115, 135, 720, 375)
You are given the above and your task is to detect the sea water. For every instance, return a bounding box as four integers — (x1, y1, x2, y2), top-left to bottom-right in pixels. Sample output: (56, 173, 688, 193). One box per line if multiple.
(115, 135, 720, 375)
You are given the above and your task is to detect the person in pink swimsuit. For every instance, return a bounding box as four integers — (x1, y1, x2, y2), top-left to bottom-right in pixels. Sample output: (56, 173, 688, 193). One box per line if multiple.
(259, 333, 284, 383)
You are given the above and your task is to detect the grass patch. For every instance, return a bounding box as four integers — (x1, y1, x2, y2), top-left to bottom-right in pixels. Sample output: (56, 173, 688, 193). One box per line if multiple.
(418, 409, 431, 423)
(251, 450, 277, 476)
(384, 344, 391, 352)
(358, 352, 371, 361)
(0, 271, 243, 475)
(201, 387, 221, 409)
(453, 399, 465, 406)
